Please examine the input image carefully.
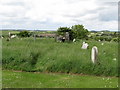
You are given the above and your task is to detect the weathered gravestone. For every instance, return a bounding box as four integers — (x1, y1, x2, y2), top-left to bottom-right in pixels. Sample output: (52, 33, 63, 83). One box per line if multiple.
(81, 42, 89, 49)
(55, 35, 63, 42)
(11, 35, 17, 39)
(91, 46, 98, 64)
(65, 32, 70, 41)
(73, 38, 76, 42)
(8, 32, 11, 37)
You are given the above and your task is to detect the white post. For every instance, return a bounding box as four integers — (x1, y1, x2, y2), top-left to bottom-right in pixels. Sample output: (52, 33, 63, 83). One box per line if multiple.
(91, 46, 98, 64)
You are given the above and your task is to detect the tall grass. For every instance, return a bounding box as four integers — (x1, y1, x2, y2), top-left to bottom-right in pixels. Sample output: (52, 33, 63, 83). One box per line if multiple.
(2, 38, 118, 76)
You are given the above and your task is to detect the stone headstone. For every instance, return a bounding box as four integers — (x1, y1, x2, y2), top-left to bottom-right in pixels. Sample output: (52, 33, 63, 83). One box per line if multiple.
(73, 39, 76, 42)
(81, 42, 89, 49)
(55, 35, 63, 42)
(91, 46, 98, 64)
(11, 35, 16, 39)
(65, 32, 69, 41)
(8, 32, 11, 37)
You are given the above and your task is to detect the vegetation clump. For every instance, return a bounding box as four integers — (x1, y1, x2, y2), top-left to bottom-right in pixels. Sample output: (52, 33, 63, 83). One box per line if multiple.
(57, 24, 89, 41)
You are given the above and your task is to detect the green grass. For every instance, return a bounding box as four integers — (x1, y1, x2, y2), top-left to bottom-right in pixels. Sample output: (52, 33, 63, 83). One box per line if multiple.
(2, 37, 118, 76)
(1, 30, 56, 37)
(2, 70, 118, 88)
(1, 30, 20, 37)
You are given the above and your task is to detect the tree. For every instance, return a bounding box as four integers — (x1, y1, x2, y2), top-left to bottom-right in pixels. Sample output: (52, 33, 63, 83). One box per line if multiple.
(57, 27, 74, 40)
(71, 24, 89, 39)
(56, 25, 89, 40)
(57, 27, 71, 35)
(18, 30, 32, 37)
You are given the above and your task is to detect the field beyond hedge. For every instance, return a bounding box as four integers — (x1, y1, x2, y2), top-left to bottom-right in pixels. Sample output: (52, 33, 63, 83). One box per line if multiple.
(2, 38, 118, 76)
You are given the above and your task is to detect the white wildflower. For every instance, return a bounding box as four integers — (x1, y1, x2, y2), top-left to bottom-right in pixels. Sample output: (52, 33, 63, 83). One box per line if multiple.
(113, 58, 117, 61)
(101, 43, 104, 45)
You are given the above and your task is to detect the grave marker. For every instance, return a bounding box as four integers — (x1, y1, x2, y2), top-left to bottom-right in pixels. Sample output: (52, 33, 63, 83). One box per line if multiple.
(81, 42, 89, 49)
(91, 46, 98, 64)
(65, 32, 70, 41)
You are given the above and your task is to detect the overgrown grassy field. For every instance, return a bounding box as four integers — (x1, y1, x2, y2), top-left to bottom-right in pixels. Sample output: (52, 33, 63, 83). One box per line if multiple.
(1, 30, 56, 37)
(1, 31, 20, 37)
(2, 70, 118, 88)
(2, 37, 118, 76)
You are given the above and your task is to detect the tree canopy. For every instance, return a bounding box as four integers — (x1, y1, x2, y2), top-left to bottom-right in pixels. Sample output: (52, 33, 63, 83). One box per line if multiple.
(18, 30, 32, 37)
(71, 24, 89, 39)
(57, 24, 89, 40)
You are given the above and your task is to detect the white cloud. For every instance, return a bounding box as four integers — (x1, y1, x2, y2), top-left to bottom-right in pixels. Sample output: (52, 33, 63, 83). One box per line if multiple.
(0, 0, 118, 31)
(84, 20, 118, 31)
(25, 0, 99, 23)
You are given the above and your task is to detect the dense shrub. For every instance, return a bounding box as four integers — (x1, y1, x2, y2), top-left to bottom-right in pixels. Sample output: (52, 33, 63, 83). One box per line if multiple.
(112, 38, 119, 42)
(18, 31, 32, 37)
(94, 36, 112, 42)
(94, 36, 104, 41)
(57, 24, 89, 40)
(71, 25, 89, 39)
(104, 37, 112, 41)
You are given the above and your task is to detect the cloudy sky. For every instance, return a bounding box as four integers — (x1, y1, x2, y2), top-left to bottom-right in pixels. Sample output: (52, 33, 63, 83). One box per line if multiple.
(0, 0, 119, 31)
